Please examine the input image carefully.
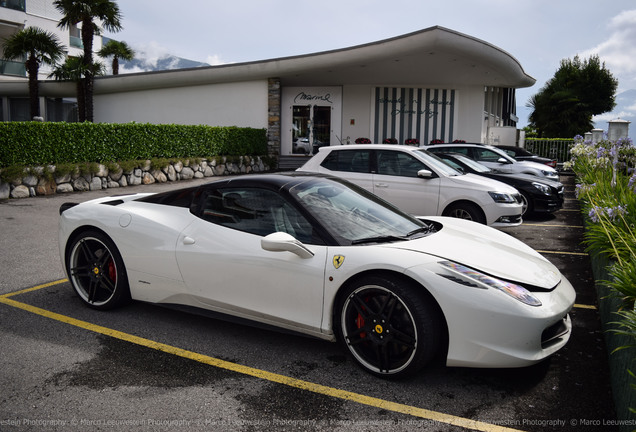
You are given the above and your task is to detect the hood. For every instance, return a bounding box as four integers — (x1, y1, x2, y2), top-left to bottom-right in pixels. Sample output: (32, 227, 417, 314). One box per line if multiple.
(446, 173, 519, 194)
(517, 160, 557, 174)
(389, 217, 560, 289)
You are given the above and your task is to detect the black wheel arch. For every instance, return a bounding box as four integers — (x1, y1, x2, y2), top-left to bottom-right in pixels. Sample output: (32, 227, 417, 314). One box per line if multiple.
(442, 199, 486, 223)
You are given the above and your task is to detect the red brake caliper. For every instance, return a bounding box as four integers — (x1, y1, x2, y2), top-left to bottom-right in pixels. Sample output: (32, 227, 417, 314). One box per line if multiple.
(107, 258, 117, 283)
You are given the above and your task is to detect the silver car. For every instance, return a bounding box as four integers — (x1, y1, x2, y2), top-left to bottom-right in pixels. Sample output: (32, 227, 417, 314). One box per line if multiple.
(427, 143, 559, 180)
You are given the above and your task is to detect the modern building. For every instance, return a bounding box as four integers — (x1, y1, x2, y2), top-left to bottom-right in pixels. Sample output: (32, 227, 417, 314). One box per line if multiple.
(0, 0, 99, 121)
(1, 8, 535, 167)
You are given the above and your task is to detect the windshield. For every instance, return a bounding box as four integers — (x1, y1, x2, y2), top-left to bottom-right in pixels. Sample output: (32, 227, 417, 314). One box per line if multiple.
(289, 178, 433, 245)
(414, 149, 463, 176)
(449, 154, 492, 173)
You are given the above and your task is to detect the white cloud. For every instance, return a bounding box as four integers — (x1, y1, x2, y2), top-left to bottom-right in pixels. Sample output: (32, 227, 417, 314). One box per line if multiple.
(580, 9, 636, 90)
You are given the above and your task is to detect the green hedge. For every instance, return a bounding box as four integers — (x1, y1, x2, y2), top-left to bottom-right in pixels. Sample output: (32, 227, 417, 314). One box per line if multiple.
(0, 122, 268, 167)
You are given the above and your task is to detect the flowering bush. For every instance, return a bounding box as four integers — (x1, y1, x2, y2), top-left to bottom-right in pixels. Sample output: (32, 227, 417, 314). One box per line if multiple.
(570, 135, 636, 305)
(452, 139, 467, 143)
(383, 138, 398, 144)
(430, 139, 444, 144)
(405, 138, 419, 145)
(355, 137, 371, 144)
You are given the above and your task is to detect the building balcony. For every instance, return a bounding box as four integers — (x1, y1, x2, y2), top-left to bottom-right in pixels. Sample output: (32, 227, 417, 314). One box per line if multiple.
(0, 0, 26, 12)
(0, 59, 26, 77)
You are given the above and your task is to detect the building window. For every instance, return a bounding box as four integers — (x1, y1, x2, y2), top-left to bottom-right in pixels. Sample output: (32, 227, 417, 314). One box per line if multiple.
(0, 0, 26, 12)
(373, 87, 456, 145)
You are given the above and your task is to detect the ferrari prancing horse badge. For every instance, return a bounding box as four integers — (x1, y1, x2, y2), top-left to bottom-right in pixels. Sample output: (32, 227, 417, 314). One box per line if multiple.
(333, 255, 345, 269)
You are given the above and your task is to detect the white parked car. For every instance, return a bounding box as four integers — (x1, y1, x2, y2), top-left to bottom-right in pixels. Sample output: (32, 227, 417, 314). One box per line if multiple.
(297, 144, 523, 227)
(427, 143, 559, 180)
(59, 173, 574, 377)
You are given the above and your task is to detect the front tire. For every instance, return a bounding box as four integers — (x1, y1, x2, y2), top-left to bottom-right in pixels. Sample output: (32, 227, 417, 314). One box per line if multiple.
(335, 275, 443, 378)
(444, 202, 486, 224)
(66, 230, 130, 310)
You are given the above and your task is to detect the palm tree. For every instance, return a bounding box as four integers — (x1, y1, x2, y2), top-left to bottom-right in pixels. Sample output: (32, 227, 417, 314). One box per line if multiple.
(54, 0, 123, 122)
(49, 55, 105, 122)
(2, 27, 65, 120)
(98, 40, 134, 75)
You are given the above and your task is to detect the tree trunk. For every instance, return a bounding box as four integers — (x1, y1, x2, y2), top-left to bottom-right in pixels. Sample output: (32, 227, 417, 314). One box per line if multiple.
(26, 55, 40, 119)
(112, 57, 119, 75)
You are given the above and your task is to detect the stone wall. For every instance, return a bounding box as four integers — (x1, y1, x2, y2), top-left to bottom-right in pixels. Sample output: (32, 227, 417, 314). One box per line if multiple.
(0, 156, 271, 200)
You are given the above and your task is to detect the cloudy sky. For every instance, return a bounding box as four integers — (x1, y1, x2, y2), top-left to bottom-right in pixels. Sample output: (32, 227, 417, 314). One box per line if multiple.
(106, 0, 636, 127)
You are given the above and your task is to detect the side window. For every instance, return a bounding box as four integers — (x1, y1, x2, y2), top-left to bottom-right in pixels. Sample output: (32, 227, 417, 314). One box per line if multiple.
(198, 188, 317, 243)
(377, 151, 425, 177)
(475, 149, 501, 162)
(448, 146, 469, 156)
(321, 150, 370, 173)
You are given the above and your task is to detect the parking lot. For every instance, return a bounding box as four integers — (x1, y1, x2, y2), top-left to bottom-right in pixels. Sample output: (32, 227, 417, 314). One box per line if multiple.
(0, 174, 618, 431)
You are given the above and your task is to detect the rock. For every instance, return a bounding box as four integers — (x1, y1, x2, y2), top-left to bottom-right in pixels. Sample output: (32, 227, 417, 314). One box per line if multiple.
(128, 173, 141, 186)
(73, 177, 90, 191)
(107, 180, 120, 188)
(10, 185, 29, 199)
(22, 175, 38, 187)
(151, 170, 167, 183)
(109, 167, 123, 182)
(0, 182, 9, 200)
(118, 176, 128, 187)
(180, 167, 195, 180)
(142, 172, 156, 185)
(173, 161, 183, 173)
(164, 164, 177, 181)
(36, 178, 57, 196)
(55, 173, 71, 184)
(57, 183, 74, 193)
(96, 164, 108, 177)
(89, 177, 102, 191)
(203, 166, 214, 177)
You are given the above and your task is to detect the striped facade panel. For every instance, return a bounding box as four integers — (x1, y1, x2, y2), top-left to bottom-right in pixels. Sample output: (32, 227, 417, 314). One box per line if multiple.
(372, 87, 457, 145)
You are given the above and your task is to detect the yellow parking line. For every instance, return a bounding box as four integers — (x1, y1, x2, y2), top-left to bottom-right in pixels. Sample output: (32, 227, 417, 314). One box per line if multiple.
(536, 250, 588, 256)
(0, 281, 524, 432)
(574, 304, 597, 310)
(520, 223, 584, 229)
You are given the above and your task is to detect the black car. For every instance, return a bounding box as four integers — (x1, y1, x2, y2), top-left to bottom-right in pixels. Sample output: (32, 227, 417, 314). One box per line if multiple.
(494, 145, 557, 168)
(438, 153, 563, 215)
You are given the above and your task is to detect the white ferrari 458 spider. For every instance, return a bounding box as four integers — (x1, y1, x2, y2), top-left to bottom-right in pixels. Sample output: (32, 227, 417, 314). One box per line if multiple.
(59, 173, 575, 377)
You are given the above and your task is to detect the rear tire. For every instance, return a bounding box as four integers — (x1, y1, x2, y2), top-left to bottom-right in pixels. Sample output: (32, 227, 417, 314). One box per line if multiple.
(66, 230, 130, 310)
(335, 275, 443, 378)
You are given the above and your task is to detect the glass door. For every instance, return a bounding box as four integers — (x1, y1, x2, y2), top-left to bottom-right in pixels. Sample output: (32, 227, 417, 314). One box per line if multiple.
(291, 105, 331, 155)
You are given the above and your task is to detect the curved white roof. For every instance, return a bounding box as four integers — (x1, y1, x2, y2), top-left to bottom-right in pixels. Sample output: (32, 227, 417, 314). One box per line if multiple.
(1, 26, 535, 96)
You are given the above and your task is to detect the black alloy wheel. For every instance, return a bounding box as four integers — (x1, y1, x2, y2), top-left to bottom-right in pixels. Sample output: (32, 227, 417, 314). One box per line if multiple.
(336, 275, 442, 378)
(66, 230, 130, 310)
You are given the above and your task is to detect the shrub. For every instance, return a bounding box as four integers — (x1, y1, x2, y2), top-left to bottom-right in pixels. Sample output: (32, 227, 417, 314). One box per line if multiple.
(0, 122, 268, 168)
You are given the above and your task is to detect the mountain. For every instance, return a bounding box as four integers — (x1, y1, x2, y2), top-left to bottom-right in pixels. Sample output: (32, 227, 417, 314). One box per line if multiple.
(119, 55, 209, 73)
(100, 38, 210, 74)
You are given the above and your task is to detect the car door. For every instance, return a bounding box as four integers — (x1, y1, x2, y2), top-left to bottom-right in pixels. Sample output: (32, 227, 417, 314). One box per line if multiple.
(319, 149, 374, 192)
(175, 186, 328, 332)
(372, 150, 441, 216)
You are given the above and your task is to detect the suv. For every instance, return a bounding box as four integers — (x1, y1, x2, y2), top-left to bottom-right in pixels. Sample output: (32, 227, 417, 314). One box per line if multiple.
(297, 144, 523, 226)
(427, 143, 559, 180)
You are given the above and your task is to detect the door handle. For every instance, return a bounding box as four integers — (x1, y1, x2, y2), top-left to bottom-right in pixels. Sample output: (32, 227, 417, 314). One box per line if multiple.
(183, 236, 196, 245)
(375, 183, 389, 188)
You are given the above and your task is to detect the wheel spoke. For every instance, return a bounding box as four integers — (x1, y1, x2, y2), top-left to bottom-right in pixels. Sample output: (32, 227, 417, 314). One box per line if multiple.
(79, 239, 97, 262)
(375, 343, 391, 373)
(70, 264, 92, 278)
(389, 327, 417, 350)
(349, 293, 373, 319)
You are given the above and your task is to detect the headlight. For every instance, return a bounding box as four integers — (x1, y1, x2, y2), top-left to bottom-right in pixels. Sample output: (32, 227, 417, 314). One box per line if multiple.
(488, 191, 517, 203)
(532, 181, 551, 195)
(439, 261, 542, 306)
(541, 170, 557, 177)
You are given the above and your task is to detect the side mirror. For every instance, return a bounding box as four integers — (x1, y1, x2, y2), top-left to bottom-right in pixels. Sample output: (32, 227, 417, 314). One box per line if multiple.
(261, 232, 314, 259)
(417, 169, 433, 179)
(497, 157, 511, 164)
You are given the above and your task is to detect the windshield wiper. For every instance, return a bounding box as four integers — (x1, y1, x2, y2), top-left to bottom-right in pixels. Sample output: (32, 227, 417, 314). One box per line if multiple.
(351, 235, 408, 245)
